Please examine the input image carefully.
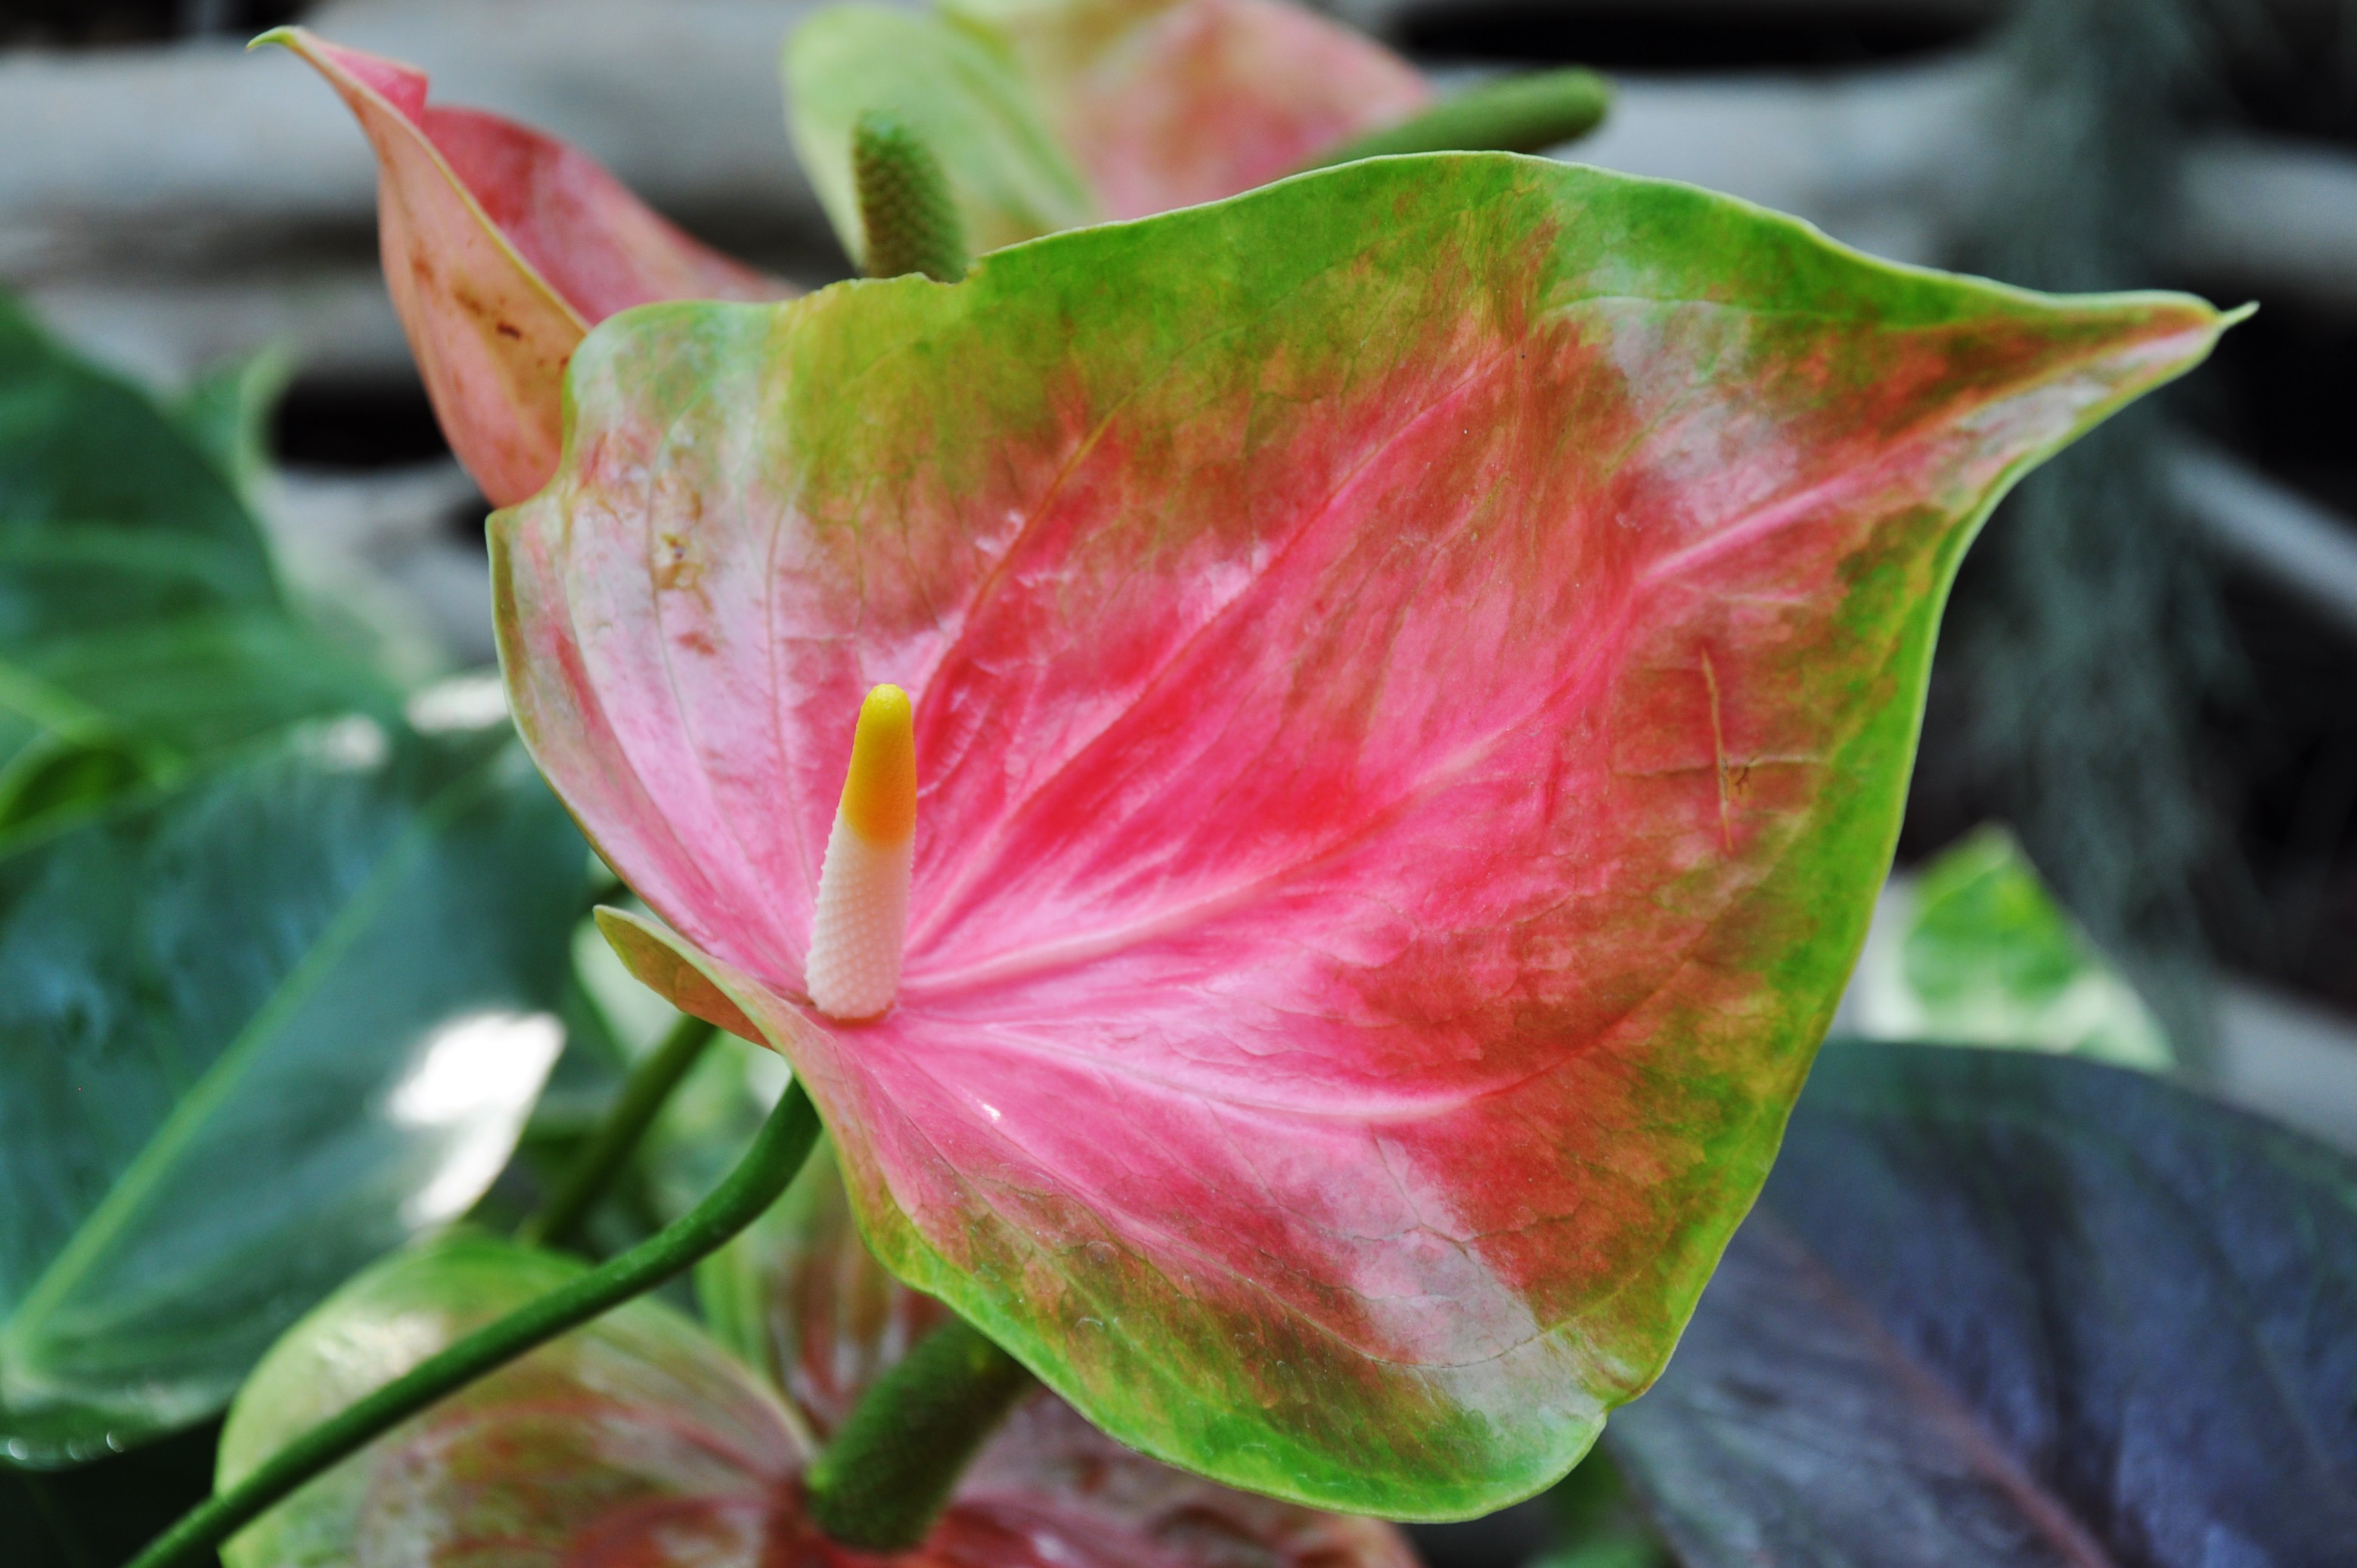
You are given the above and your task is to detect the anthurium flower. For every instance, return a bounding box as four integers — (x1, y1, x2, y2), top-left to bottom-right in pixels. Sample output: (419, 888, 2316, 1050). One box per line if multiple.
(785, 0, 1432, 262)
(216, 1170, 1416, 1568)
(261, 27, 795, 507)
(492, 155, 2238, 1516)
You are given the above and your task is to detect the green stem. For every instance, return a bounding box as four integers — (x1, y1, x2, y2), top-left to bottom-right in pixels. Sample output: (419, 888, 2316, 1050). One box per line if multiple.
(1298, 67, 1613, 170)
(805, 1314, 1037, 1551)
(519, 1013, 718, 1250)
(126, 1080, 822, 1568)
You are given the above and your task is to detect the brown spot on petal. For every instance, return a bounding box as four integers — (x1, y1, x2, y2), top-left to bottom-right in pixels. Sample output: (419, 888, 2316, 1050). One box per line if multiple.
(654, 532, 701, 592)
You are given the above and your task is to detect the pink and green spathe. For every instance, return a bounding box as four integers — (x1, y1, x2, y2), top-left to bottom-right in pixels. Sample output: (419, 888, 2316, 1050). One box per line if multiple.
(260, 27, 795, 507)
(492, 153, 2239, 1517)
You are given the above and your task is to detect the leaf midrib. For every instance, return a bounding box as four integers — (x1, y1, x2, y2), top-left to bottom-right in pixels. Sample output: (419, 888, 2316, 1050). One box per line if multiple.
(1745, 1207, 2123, 1568)
(0, 746, 504, 1358)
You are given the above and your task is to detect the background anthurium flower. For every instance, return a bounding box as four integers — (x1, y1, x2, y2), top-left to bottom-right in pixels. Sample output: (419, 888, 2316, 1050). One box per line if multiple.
(216, 1164, 1416, 1568)
(953, 0, 1435, 218)
(784, 0, 1431, 262)
(492, 155, 2238, 1516)
(262, 28, 795, 507)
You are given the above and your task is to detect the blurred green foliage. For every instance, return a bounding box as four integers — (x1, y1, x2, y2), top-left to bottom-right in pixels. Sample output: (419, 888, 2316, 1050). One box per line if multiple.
(0, 293, 588, 1477)
(1853, 825, 2172, 1069)
(0, 297, 386, 836)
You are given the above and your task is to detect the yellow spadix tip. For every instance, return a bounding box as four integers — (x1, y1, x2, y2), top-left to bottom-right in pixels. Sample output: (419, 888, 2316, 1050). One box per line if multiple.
(838, 683, 916, 844)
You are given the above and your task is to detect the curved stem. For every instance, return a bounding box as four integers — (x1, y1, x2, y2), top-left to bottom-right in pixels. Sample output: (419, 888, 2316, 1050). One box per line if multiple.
(1298, 67, 1613, 171)
(127, 1080, 822, 1568)
(519, 1013, 718, 1250)
(805, 1314, 1037, 1551)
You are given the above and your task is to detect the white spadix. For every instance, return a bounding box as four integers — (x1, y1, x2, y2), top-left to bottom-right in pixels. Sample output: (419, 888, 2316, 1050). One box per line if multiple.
(805, 683, 916, 1020)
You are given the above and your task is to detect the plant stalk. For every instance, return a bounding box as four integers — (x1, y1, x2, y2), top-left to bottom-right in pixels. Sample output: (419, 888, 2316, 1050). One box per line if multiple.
(126, 1080, 823, 1568)
(519, 1013, 718, 1250)
(805, 1314, 1037, 1551)
(1299, 67, 1613, 171)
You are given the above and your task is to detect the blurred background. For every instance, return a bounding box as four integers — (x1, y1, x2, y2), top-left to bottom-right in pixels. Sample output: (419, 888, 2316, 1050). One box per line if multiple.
(3, 0, 2353, 1563)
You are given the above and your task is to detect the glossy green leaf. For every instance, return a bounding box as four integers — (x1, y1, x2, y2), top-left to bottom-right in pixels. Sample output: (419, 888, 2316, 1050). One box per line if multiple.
(0, 715, 584, 1467)
(0, 294, 391, 823)
(0, 294, 271, 583)
(497, 153, 2234, 1514)
(0, 614, 402, 828)
(219, 1225, 1416, 1567)
(1608, 1041, 2357, 1565)
(1853, 824, 2170, 1068)
(786, 6, 1097, 263)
